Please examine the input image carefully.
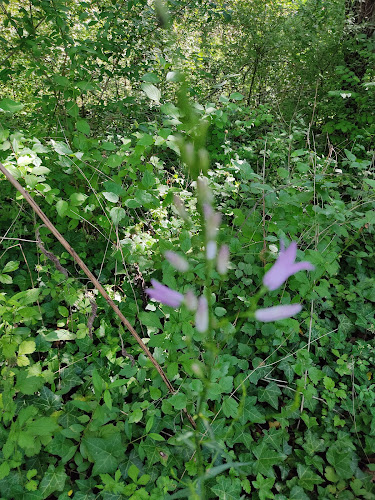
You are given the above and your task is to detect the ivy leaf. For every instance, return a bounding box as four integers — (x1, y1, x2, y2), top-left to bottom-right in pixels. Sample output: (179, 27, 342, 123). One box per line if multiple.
(33, 386, 62, 412)
(252, 473, 275, 500)
(326, 442, 357, 479)
(297, 463, 323, 491)
(258, 382, 282, 410)
(83, 434, 122, 475)
(141, 83, 161, 103)
(28, 417, 59, 436)
(303, 430, 326, 455)
(39, 465, 67, 498)
(253, 442, 287, 477)
(211, 476, 242, 500)
(222, 397, 239, 418)
(241, 396, 266, 424)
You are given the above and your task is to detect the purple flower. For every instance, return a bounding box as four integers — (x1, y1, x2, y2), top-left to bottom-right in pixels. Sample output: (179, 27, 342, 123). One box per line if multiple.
(263, 241, 314, 291)
(255, 304, 302, 322)
(217, 245, 229, 274)
(145, 279, 184, 308)
(195, 296, 208, 332)
(206, 240, 217, 260)
(164, 251, 189, 272)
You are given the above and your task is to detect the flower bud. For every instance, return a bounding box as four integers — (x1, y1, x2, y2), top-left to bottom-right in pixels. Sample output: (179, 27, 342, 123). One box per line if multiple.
(164, 251, 189, 272)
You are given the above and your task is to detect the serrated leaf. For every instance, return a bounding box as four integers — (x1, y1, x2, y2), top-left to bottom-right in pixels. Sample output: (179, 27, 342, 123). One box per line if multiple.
(141, 83, 161, 102)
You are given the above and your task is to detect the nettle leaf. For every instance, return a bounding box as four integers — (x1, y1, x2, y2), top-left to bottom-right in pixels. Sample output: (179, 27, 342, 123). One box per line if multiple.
(326, 442, 358, 479)
(39, 465, 67, 498)
(253, 442, 287, 477)
(297, 463, 323, 491)
(141, 83, 161, 102)
(258, 382, 282, 410)
(83, 434, 123, 475)
(109, 207, 126, 225)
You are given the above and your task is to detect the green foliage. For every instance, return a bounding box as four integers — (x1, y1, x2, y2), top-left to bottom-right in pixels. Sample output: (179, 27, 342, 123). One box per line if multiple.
(0, 0, 375, 498)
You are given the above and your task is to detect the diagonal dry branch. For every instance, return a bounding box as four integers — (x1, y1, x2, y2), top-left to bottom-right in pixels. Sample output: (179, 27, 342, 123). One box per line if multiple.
(0, 160, 196, 428)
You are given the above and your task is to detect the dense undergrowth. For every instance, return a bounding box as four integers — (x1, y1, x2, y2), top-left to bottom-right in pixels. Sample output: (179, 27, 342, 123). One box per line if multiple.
(1, 0, 375, 499)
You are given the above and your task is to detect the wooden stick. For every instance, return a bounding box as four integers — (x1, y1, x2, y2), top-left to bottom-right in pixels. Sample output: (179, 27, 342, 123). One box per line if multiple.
(0, 161, 196, 428)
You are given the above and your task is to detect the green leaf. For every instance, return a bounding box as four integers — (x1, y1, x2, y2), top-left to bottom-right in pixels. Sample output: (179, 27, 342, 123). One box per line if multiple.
(142, 72, 159, 83)
(109, 207, 126, 225)
(103, 389, 112, 410)
(2, 261, 19, 273)
(128, 464, 139, 483)
(39, 465, 67, 498)
(44, 329, 75, 341)
(253, 442, 287, 477)
(141, 83, 161, 102)
(326, 442, 357, 480)
(129, 408, 143, 423)
(222, 397, 239, 418)
(297, 463, 323, 491)
(28, 417, 59, 436)
(138, 311, 162, 330)
(83, 434, 122, 475)
(16, 372, 44, 395)
(0, 274, 12, 284)
(258, 382, 282, 410)
(170, 393, 187, 410)
(103, 192, 119, 203)
(149, 433, 165, 441)
(70, 192, 87, 206)
(76, 120, 90, 135)
(18, 341, 36, 355)
(56, 200, 69, 217)
(229, 92, 244, 101)
(0, 98, 24, 113)
(211, 476, 242, 500)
